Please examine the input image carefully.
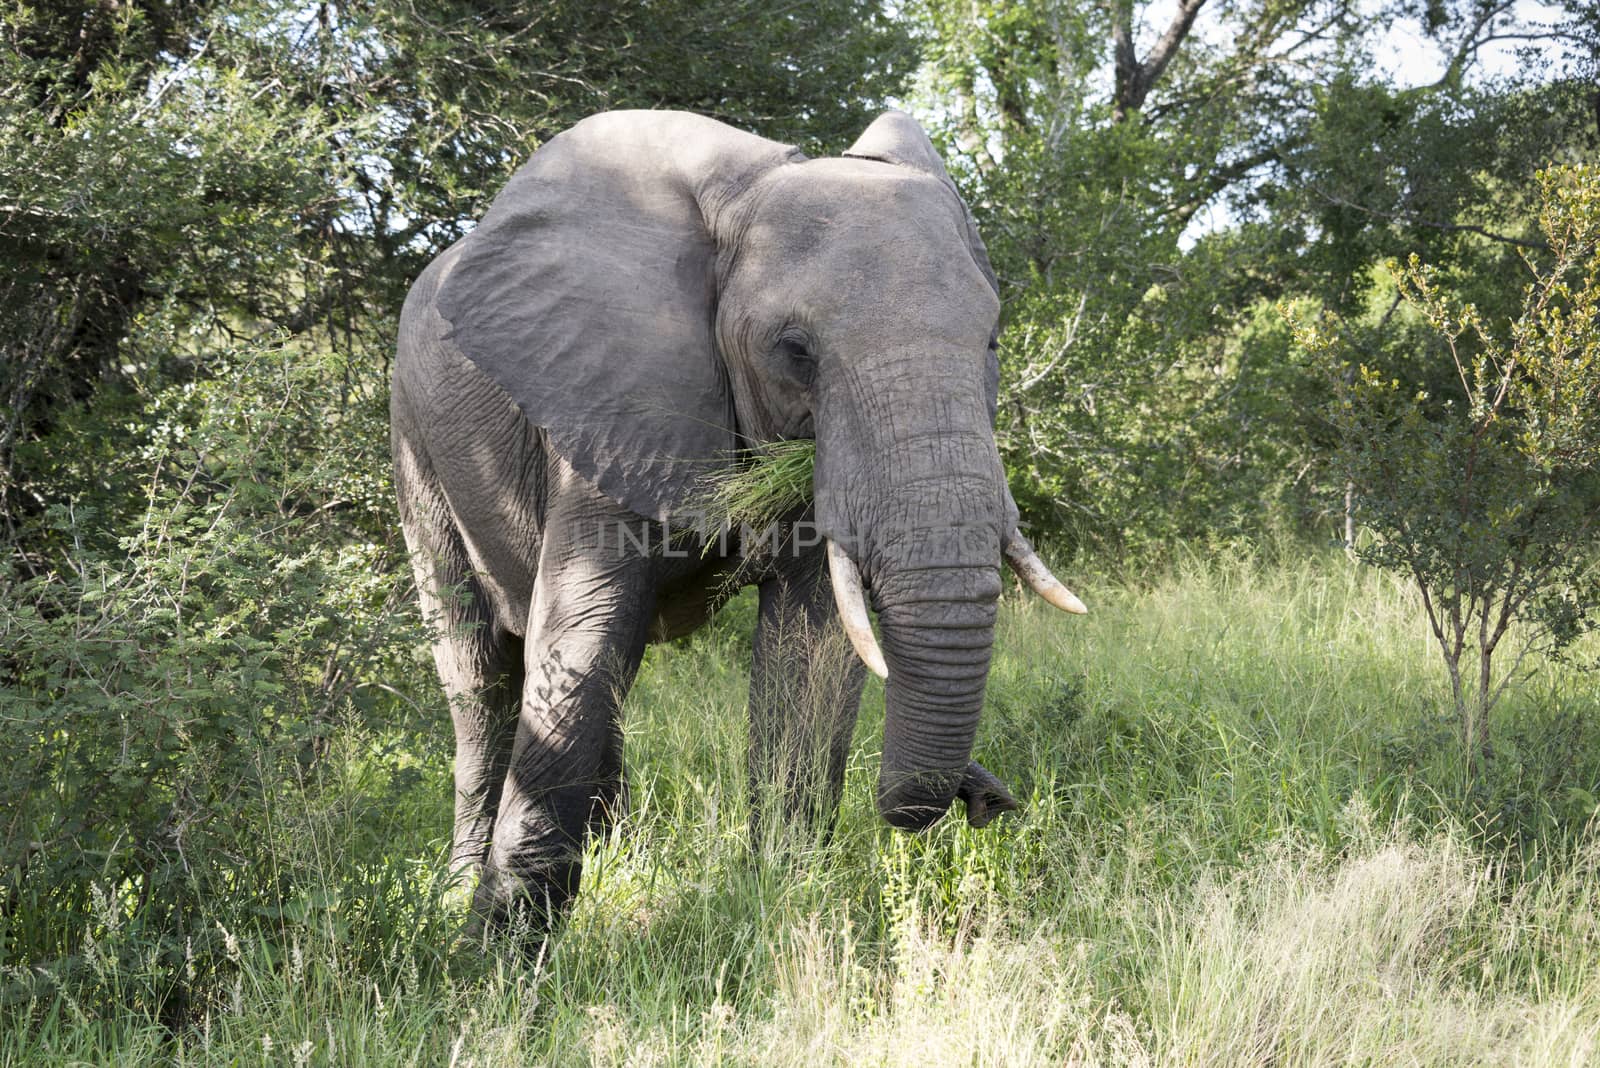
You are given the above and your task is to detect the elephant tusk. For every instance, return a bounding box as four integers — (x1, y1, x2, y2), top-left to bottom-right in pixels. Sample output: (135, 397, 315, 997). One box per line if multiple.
(826, 540, 888, 680)
(1004, 538, 1088, 614)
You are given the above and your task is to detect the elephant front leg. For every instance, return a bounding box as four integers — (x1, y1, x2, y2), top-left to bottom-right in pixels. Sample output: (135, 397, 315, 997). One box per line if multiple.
(415, 586, 520, 884)
(470, 505, 656, 938)
(748, 544, 868, 848)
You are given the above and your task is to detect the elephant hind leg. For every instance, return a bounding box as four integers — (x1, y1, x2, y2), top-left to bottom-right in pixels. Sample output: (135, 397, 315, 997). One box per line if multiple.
(395, 437, 523, 883)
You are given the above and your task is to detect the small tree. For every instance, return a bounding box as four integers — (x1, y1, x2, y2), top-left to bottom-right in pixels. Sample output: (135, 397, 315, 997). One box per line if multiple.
(1297, 165, 1600, 773)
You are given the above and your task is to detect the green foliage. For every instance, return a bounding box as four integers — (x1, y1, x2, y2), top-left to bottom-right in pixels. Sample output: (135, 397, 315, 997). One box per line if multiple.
(0, 334, 441, 1019)
(0, 10, 350, 534)
(906, 0, 1367, 549)
(905, 0, 1597, 553)
(1297, 165, 1600, 766)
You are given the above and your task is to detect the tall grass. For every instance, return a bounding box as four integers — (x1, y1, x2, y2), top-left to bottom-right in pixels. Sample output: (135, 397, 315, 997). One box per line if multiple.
(7, 550, 1600, 1064)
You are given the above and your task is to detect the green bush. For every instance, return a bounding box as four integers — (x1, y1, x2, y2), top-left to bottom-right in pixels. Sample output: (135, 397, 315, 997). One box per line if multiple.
(0, 336, 442, 1022)
(1297, 165, 1600, 771)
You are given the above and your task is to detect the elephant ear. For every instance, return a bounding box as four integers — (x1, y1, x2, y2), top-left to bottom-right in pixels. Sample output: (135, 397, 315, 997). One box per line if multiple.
(436, 110, 799, 522)
(843, 111, 1000, 298)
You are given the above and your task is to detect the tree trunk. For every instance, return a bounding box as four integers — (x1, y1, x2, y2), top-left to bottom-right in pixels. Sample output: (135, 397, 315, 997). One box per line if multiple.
(1111, 0, 1208, 122)
(1344, 480, 1356, 555)
(1469, 646, 1494, 774)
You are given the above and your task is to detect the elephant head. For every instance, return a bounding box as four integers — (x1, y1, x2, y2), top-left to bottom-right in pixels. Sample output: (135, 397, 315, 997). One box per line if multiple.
(436, 109, 1082, 832)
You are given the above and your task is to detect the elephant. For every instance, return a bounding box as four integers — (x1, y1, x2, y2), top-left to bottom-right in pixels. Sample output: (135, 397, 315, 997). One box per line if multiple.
(391, 108, 1085, 932)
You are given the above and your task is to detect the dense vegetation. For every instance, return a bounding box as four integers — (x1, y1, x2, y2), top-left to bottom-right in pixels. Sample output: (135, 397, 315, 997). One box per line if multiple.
(10, 560, 1600, 1062)
(3, 0, 1598, 1060)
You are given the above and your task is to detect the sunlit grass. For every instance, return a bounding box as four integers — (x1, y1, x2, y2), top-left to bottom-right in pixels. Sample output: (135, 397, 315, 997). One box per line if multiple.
(7, 550, 1600, 1064)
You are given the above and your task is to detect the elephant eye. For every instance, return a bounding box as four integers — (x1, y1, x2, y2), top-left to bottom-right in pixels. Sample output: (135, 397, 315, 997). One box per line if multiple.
(773, 334, 815, 383)
(774, 335, 811, 362)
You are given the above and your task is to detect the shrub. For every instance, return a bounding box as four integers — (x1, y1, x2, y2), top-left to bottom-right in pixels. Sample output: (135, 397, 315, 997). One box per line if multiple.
(1296, 165, 1600, 772)
(0, 336, 438, 1022)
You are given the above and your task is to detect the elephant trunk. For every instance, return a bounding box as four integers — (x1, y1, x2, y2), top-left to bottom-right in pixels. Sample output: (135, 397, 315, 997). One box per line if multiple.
(813, 349, 1011, 830)
(826, 541, 1017, 829)
(873, 560, 1001, 829)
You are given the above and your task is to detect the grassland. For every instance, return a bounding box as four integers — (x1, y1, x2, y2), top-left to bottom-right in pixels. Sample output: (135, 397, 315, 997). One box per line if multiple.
(8, 550, 1600, 1065)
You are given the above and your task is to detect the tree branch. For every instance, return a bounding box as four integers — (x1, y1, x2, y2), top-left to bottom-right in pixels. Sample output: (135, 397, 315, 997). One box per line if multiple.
(1167, 141, 1290, 223)
(1113, 0, 1208, 122)
(1310, 186, 1549, 250)
(1140, 0, 1208, 102)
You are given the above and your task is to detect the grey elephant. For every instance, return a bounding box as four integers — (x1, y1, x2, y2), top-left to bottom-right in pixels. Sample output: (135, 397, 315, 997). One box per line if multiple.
(391, 108, 1084, 931)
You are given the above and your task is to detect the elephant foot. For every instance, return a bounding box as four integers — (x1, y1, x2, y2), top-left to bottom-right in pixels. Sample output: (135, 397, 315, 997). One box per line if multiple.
(956, 760, 1019, 829)
(448, 843, 488, 883)
(444, 844, 490, 912)
(463, 852, 580, 953)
